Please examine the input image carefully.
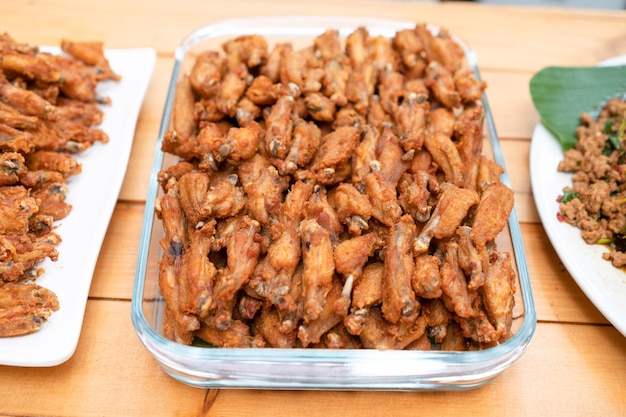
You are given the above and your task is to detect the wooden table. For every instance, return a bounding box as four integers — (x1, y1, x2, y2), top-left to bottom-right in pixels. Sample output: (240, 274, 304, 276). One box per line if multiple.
(2, 0, 626, 416)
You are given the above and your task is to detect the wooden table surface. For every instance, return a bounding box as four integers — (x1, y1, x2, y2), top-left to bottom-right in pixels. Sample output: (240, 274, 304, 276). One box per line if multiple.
(1, 0, 626, 416)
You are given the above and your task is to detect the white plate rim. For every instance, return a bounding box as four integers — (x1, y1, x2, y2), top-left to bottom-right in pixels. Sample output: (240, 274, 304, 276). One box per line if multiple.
(0, 46, 156, 366)
(529, 54, 626, 337)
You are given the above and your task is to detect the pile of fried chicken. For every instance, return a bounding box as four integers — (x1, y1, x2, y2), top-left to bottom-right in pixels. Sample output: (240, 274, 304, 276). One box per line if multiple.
(156, 24, 517, 351)
(0, 33, 119, 337)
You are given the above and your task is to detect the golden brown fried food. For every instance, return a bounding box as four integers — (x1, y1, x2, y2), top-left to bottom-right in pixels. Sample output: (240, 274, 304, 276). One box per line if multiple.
(154, 24, 519, 350)
(0, 282, 59, 337)
(0, 34, 118, 337)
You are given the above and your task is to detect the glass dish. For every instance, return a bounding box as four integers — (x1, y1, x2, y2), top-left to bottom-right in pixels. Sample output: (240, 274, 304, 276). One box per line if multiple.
(131, 16, 536, 390)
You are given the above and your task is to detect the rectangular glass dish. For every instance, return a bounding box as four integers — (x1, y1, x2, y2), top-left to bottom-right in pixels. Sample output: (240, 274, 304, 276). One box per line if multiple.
(131, 16, 536, 390)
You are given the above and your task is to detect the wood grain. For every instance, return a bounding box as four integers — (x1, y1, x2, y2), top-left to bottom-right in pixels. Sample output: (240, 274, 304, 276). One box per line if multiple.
(1, 2, 625, 416)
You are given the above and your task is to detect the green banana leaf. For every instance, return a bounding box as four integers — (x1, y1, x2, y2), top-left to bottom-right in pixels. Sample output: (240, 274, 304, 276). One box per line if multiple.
(529, 65, 626, 151)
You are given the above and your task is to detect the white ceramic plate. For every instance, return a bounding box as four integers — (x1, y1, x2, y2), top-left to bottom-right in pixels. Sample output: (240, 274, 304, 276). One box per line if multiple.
(529, 55, 626, 337)
(0, 47, 156, 366)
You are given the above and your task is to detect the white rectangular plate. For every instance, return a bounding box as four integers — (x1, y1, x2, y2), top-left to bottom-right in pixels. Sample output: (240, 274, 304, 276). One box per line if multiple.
(0, 47, 156, 366)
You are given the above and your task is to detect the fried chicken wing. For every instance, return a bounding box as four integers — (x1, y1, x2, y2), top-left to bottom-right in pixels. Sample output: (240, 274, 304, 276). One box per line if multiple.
(382, 215, 419, 324)
(299, 218, 335, 322)
(413, 183, 479, 254)
(0, 282, 59, 337)
(471, 181, 514, 248)
(0, 185, 38, 235)
(60, 39, 120, 81)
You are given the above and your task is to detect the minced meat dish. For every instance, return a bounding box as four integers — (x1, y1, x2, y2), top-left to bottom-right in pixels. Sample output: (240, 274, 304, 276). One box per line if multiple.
(557, 97, 626, 268)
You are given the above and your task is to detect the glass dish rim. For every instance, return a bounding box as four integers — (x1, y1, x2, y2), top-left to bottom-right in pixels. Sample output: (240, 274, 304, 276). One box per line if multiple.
(131, 15, 537, 390)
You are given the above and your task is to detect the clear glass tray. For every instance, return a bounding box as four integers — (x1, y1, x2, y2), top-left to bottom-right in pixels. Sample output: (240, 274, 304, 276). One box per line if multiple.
(131, 16, 536, 390)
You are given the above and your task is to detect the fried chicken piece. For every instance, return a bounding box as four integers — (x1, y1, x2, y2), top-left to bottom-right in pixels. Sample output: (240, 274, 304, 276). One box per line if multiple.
(56, 97, 104, 127)
(322, 58, 350, 107)
(425, 61, 461, 110)
(364, 170, 402, 227)
(455, 102, 485, 190)
(26, 151, 82, 178)
(0, 78, 60, 121)
(334, 232, 383, 281)
(215, 64, 249, 118)
(297, 275, 344, 347)
(440, 242, 474, 318)
(440, 322, 466, 351)
(254, 307, 297, 348)
(189, 50, 224, 98)
(281, 115, 321, 175)
(49, 54, 102, 103)
(323, 323, 362, 349)
(359, 306, 427, 350)
(471, 181, 514, 248)
(413, 183, 479, 254)
(162, 75, 197, 160)
(454, 68, 486, 103)
(311, 126, 360, 182)
(279, 48, 308, 90)
(0, 282, 59, 337)
(304, 185, 344, 242)
(222, 34, 268, 71)
(158, 235, 199, 344)
(0, 50, 61, 84)
(0, 232, 60, 282)
(378, 67, 404, 115)
(412, 253, 442, 299)
(343, 261, 383, 336)
(395, 92, 428, 153)
(242, 164, 287, 226)
(179, 221, 217, 319)
(176, 171, 210, 226)
(477, 156, 505, 189)
(424, 108, 465, 186)
(264, 95, 294, 159)
(0, 123, 33, 153)
(416, 24, 466, 73)
(366, 94, 391, 129)
(345, 26, 370, 67)
(458, 297, 499, 344)
(212, 216, 262, 329)
(456, 225, 489, 290)
(382, 214, 419, 324)
(196, 318, 264, 348)
(30, 181, 71, 220)
(314, 29, 343, 62)
(333, 182, 373, 235)
(345, 61, 377, 114)
(216, 121, 262, 162)
(0, 185, 38, 235)
(367, 35, 398, 71)
(393, 28, 426, 77)
(60, 39, 120, 81)
(397, 171, 437, 223)
(246, 74, 281, 106)
(0, 101, 40, 130)
(482, 252, 516, 340)
(0, 151, 26, 185)
(304, 91, 336, 122)
(199, 172, 246, 219)
(376, 123, 410, 186)
(264, 224, 301, 311)
(261, 43, 292, 83)
(351, 125, 378, 185)
(237, 293, 263, 320)
(18, 170, 64, 191)
(421, 297, 451, 344)
(299, 218, 335, 323)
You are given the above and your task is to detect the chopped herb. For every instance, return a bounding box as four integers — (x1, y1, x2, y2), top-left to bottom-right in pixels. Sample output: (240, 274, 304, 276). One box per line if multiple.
(561, 190, 580, 203)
